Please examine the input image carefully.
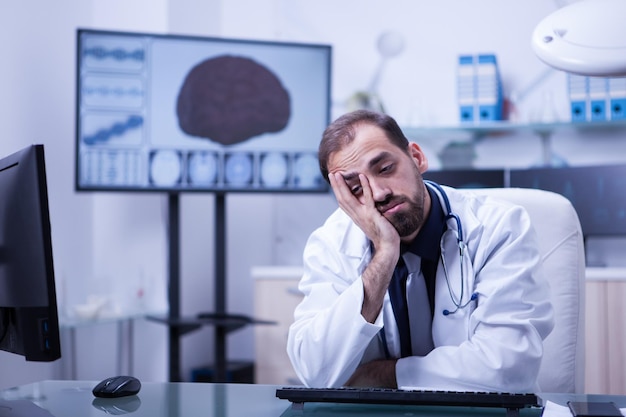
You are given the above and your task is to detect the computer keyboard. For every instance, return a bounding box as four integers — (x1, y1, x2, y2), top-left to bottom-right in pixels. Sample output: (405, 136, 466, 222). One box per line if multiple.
(276, 386, 540, 415)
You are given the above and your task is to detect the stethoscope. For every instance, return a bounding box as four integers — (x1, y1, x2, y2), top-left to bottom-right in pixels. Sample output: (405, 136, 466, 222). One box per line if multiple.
(423, 181, 478, 317)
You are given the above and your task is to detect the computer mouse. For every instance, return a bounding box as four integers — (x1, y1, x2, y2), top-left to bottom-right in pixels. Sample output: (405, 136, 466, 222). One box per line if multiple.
(92, 376, 141, 398)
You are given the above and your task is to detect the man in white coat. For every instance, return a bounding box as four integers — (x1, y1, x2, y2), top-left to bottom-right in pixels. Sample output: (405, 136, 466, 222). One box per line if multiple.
(287, 110, 554, 392)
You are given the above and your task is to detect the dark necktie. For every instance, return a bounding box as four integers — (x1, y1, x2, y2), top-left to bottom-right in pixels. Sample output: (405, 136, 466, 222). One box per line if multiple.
(421, 258, 437, 317)
(388, 254, 435, 358)
(388, 257, 412, 357)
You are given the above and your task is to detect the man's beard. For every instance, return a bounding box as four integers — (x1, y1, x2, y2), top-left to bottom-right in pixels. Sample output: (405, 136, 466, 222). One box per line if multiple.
(376, 165, 427, 239)
(385, 194, 425, 238)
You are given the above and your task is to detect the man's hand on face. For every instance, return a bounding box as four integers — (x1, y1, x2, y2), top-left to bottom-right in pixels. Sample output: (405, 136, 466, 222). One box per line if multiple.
(329, 171, 400, 323)
(329, 172, 400, 256)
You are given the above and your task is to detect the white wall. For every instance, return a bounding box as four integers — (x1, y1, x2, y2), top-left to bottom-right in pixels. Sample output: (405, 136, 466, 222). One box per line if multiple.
(0, 0, 93, 389)
(1, 0, 625, 389)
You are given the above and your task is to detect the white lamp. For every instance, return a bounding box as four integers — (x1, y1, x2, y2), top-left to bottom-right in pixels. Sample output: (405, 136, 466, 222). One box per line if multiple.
(346, 31, 405, 112)
(532, 0, 626, 77)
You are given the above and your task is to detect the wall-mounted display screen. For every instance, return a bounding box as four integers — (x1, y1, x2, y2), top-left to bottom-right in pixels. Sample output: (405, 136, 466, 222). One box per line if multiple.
(510, 164, 626, 237)
(76, 29, 332, 192)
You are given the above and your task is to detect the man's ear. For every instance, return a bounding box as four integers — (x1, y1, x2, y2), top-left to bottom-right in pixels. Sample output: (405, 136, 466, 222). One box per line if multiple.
(408, 142, 429, 174)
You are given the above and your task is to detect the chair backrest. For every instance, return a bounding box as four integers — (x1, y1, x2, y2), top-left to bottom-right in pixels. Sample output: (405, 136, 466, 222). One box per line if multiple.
(467, 187, 586, 393)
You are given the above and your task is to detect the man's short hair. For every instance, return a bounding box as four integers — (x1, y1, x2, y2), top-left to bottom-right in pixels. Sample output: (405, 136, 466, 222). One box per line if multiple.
(318, 110, 409, 182)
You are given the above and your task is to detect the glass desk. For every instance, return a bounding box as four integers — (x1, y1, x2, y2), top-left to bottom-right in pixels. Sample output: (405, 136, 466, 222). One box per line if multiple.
(1, 380, 626, 417)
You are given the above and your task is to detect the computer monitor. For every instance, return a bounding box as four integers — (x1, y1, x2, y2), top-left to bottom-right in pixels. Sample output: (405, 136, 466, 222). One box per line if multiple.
(0, 145, 61, 361)
(75, 29, 332, 193)
(423, 168, 506, 189)
(510, 164, 626, 238)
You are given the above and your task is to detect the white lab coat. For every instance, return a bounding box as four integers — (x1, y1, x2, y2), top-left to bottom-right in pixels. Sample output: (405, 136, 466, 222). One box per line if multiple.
(287, 184, 554, 392)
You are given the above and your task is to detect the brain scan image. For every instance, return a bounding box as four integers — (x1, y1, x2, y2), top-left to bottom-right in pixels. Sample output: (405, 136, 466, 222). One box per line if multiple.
(224, 152, 253, 186)
(176, 55, 291, 145)
(150, 150, 182, 187)
(294, 153, 323, 188)
(187, 151, 218, 186)
(260, 152, 289, 187)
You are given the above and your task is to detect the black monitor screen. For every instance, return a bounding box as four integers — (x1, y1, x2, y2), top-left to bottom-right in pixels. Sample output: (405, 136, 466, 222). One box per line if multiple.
(510, 164, 626, 237)
(0, 145, 61, 361)
(423, 169, 506, 189)
(76, 29, 332, 192)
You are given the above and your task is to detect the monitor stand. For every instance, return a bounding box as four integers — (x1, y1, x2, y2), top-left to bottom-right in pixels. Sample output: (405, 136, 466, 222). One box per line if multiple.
(164, 192, 242, 383)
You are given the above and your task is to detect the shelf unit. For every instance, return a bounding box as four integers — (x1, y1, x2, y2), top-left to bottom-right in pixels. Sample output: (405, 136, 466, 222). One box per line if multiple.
(403, 120, 626, 166)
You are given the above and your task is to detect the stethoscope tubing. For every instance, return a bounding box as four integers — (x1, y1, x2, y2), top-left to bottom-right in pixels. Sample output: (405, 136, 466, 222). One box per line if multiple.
(425, 181, 476, 316)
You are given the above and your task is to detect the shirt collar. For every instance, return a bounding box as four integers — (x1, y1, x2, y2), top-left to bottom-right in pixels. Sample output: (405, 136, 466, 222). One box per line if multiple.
(403, 184, 446, 261)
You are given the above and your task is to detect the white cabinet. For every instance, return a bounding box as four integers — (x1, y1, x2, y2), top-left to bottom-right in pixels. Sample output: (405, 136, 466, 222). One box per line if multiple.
(252, 267, 304, 385)
(585, 268, 626, 395)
